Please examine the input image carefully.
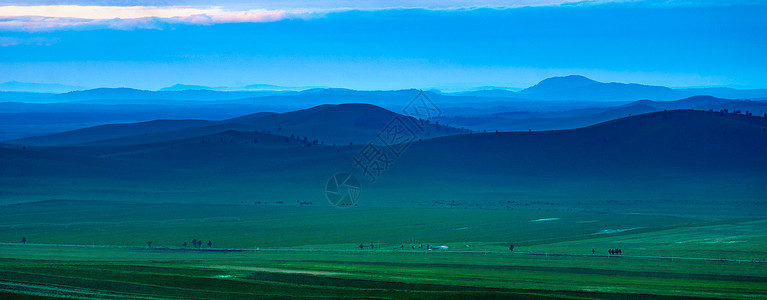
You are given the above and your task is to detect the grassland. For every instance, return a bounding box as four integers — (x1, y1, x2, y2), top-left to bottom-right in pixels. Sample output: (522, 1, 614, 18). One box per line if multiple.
(2, 110, 766, 298)
(1, 202, 766, 299)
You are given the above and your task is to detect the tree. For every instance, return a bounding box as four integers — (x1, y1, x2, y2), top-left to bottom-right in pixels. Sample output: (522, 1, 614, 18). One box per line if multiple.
(183, 242, 188, 248)
(359, 243, 364, 250)
(509, 244, 514, 252)
(192, 239, 198, 248)
(207, 241, 212, 248)
(592, 249, 595, 254)
(197, 240, 203, 248)
(147, 241, 152, 248)
(21, 237, 26, 245)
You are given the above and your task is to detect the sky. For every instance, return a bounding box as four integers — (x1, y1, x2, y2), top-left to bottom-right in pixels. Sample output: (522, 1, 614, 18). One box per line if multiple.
(0, 0, 765, 91)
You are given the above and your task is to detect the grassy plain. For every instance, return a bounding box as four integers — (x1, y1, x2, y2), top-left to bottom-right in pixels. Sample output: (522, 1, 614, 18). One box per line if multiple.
(1, 202, 766, 299)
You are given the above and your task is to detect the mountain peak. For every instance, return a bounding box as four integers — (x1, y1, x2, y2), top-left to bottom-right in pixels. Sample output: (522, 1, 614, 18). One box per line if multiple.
(521, 75, 599, 94)
(159, 84, 212, 91)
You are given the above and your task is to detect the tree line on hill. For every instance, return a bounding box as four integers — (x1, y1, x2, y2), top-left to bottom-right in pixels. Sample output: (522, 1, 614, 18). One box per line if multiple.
(143, 238, 213, 249)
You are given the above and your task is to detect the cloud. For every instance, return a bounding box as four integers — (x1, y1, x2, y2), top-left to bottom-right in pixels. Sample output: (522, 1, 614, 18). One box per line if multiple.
(0, 5, 221, 19)
(0, 1, 760, 31)
(207, 9, 287, 23)
(0, 5, 299, 31)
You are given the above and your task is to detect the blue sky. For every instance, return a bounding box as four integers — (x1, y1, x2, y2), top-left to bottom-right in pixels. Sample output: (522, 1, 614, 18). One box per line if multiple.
(0, 1, 765, 90)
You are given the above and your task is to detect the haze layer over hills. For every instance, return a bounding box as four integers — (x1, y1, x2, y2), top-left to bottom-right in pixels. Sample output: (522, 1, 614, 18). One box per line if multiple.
(2, 76, 767, 142)
(3, 105, 765, 217)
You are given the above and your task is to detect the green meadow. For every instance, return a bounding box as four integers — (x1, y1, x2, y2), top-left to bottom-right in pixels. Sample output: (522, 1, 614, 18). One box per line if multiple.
(1, 202, 766, 299)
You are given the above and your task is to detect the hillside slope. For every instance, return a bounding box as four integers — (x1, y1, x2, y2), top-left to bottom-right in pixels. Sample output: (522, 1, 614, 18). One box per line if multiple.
(3, 110, 766, 216)
(9, 104, 466, 147)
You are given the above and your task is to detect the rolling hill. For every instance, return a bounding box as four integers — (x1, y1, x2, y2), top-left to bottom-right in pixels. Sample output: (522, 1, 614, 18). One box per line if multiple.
(435, 95, 767, 133)
(9, 119, 217, 146)
(3, 108, 766, 217)
(5, 78, 767, 143)
(628, 95, 733, 110)
(8, 103, 467, 147)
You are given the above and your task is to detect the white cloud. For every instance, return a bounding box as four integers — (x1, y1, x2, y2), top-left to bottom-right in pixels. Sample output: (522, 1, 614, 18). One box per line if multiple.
(0, 5, 222, 19)
(0, 5, 299, 31)
(0, 1, 757, 31)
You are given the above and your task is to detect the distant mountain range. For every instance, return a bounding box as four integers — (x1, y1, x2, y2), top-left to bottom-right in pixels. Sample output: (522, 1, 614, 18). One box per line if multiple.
(452, 75, 767, 101)
(0, 81, 87, 93)
(3, 76, 767, 142)
(3, 76, 767, 104)
(49, 88, 294, 102)
(3, 91, 766, 142)
(158, 83, 324, 92)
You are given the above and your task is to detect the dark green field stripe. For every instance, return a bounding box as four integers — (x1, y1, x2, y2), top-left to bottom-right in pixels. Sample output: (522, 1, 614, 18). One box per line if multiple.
(0, 291, 63, 300)
(299, 259, 767, 283)
(239, 270, 728, 300)
(1, 266, 727, 300)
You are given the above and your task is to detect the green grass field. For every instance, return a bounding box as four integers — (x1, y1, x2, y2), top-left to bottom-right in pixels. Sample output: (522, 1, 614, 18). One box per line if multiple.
(1, 202, 765, 299)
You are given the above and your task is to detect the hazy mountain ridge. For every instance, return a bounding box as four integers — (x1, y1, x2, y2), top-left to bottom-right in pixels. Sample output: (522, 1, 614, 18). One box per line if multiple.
(50, 88, 294, 102)
(5, 95, 767, 144)
(8, 103, 467, 147)
(435, 95, 767, 132)
(452, 76, 767, 101)
(4, 77, 767, 142)
(4, 76, 766, 104)
(0, 81, 86, 93)
(3, 110, 765, 213)
(159, 83, 324, 92)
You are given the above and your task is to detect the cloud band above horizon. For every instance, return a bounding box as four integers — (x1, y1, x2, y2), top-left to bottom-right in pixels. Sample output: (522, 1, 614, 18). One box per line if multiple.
(0, 5, 296, 31)
(1, 1, 764, 90)
(1, 0, 741, 31)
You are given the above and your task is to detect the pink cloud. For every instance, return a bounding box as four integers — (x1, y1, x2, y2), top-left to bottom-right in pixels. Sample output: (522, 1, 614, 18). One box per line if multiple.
(209, 10, 288, 23)
(0, 6, 296, 31)
(0, 17, 100, 31)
